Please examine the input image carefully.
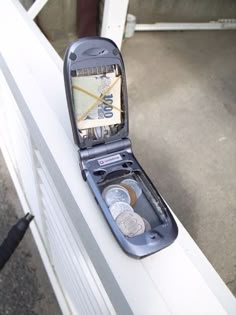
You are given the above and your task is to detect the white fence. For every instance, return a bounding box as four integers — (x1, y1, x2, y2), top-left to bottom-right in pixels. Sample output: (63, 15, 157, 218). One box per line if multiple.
(0, 1, 236, 314)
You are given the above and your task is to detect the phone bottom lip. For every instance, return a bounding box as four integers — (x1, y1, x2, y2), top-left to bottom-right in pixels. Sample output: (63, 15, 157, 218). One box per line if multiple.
(85, 154, 179, 259)
(115, 221, 179, 259)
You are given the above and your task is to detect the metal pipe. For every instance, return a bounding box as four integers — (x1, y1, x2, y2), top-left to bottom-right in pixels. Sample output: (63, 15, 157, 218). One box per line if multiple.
(0, 213, 34, 270)
(135, 21, 236, 31)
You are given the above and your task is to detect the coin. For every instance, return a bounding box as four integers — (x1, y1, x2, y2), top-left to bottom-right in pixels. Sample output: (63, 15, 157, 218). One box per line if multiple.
(142, 217, 151, 231)
(94, 126, 111, 139)
(102, 184, 131, 207)
(120, 183, 137, 206)
(115, 211, 145, 237)
(94, 127, 104, 139)
(121, 179, 142, 199)
(109, 202, 134, 220)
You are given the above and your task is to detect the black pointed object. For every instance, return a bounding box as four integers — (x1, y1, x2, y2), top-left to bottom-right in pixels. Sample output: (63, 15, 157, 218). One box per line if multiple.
(0, 213, 34, 270)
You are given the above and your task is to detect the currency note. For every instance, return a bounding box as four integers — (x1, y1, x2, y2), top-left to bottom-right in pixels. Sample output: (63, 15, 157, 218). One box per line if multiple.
(72, 71, 121, 130)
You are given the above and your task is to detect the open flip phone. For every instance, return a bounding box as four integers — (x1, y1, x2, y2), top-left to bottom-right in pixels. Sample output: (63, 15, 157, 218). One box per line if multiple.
(64, 37, 178, 258)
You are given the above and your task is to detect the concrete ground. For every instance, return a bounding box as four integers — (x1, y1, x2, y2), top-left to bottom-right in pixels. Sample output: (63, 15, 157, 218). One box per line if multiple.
(0, 152, 61, 315)
(0, 30, 235, 314)
(122, 31, 236, 295)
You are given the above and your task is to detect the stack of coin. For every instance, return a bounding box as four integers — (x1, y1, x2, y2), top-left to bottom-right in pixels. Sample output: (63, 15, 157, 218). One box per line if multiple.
(109, 202, 134, 220)
(102, 179, 152, 237)
(115, 211, 145, 237)
(102, 184, 131, 207)
(119, 183, 137, 206)
(121, 179, 142, 199)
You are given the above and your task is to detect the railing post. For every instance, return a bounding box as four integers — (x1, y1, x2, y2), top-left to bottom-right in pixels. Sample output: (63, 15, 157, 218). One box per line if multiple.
(28, 0, 48, 19)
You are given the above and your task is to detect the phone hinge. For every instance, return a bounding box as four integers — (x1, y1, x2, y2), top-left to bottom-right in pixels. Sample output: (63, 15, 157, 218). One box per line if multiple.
(79, 138, 132, 161)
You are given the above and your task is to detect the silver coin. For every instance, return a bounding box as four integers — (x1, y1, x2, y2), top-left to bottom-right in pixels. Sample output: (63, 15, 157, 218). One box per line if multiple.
(94, 127, 104, 139)
(109, 202, 134, 220)
(94, 126, 111, 139)
(121, 179, 142, 198)
(142, 217, 152, 232)
(102, 185, 131, 207)
(115, 211, 145, 237)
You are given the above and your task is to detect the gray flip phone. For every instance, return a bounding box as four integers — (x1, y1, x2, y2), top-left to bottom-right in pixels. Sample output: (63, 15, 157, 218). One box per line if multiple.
(64, 37, 178, 258)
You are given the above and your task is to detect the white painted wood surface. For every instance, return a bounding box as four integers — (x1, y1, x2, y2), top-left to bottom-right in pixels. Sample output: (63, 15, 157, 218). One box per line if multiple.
(0, 1, 236, 314)
(101, 0, 129, 49)
(28, 0, 48, 19)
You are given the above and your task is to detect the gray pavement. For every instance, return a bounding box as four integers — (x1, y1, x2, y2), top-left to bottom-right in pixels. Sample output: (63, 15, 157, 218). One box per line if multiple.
(122, 31, 236, 295)
(0, 152, 61, 315)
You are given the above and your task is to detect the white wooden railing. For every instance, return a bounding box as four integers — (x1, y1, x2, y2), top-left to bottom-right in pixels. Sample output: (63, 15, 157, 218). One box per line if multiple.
(0, 1, 236, 314)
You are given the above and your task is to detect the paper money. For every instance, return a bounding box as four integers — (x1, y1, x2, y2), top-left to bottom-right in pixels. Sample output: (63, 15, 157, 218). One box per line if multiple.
(72, 71, 121, 130)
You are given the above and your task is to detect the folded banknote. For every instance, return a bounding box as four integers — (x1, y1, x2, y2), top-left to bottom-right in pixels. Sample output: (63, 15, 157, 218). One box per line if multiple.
(72, 71, 121, 130)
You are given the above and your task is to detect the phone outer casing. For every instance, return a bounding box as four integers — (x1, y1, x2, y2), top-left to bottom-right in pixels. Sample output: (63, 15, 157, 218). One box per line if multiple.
(64, 37, 178, 258)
